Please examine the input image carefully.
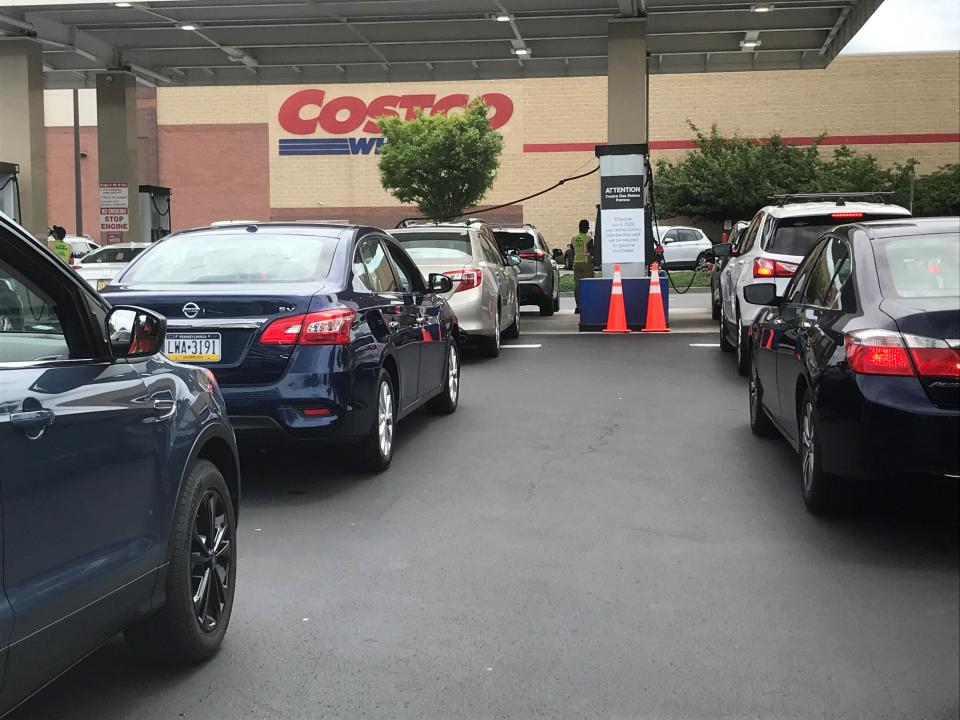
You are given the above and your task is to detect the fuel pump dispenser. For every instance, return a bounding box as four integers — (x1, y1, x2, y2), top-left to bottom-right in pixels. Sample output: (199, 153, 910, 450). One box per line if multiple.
(139, 185, 171, 242)
(0, 162, 21, 223)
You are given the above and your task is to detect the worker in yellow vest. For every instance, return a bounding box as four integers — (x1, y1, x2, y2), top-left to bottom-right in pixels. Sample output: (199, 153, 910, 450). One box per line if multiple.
(49, 225, 71, 264)
(571, 219, 594, 314)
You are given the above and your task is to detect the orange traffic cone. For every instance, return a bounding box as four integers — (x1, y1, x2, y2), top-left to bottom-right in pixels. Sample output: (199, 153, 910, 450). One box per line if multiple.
(642, 262, 670, 333)
(602, 264, 631, 334)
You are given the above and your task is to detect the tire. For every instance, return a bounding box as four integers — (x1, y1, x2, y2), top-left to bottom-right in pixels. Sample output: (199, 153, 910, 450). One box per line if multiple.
(539, 297, 555, 317)
(798, 390, 840, 515)
(696, 251, 710, 270)
(553, 295, 561, 312)
(749, 351, 775, 437)
(358, 370, 395, 472)
(427, 341, 460, 415)
(734, 308, 751, 376)
(503, 301, 520, 338)
(479, 305, 501, 358)
(125, 459, 236, 665)
(711, 287, 721, 320)
(719, 301, 734, 353)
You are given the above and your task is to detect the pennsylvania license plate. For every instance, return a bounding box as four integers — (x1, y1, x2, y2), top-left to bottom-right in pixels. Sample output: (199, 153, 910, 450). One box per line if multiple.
(164, 332, 221, 362)
(96, 278, 110, 291)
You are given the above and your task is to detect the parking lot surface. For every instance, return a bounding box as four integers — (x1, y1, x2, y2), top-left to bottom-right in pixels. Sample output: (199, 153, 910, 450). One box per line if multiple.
(12, 326, 959, 719)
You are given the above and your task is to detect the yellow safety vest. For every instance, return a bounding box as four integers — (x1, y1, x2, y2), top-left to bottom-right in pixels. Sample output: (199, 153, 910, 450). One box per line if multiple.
(572, 233, 591, 264)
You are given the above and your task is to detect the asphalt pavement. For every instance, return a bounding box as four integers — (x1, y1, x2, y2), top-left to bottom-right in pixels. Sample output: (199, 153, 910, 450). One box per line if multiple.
(12, 294, 958, 720)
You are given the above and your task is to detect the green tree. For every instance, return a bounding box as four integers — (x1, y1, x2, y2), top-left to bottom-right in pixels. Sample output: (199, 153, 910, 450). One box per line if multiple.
(912, 164, 960, 216)
(377, 100, 504, 220)
(812, 146, 894, 194)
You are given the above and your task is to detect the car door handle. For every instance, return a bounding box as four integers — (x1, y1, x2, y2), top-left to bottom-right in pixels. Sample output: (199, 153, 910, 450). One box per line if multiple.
(10, 408, 55, 428)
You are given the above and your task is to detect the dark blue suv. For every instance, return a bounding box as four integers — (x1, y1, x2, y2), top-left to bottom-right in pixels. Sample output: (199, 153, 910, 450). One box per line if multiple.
(0, 213, 240, 715)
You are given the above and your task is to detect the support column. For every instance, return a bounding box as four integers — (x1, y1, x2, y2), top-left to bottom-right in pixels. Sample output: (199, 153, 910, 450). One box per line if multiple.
(96, 71, 140, 243)
(0, 40, 47, 238)
(607, 18, 648, 146)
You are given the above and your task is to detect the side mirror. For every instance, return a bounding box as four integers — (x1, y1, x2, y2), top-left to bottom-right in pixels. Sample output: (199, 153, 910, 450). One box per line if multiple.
(712, 243, 733, 258)
(743, 283, 783, 307)
(552, 248, 563, 260)
(505, 254, 522, 267)
(107, 306, 167, 359)
(427, 273, 453, 294)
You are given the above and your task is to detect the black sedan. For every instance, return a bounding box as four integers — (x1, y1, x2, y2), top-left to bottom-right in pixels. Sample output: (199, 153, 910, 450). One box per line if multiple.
(745, 217, 959, 514)
(104, 222, 461, 471)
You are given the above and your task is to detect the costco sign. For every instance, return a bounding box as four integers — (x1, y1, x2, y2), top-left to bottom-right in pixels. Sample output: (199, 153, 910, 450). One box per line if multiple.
(277, 89, 514, 156)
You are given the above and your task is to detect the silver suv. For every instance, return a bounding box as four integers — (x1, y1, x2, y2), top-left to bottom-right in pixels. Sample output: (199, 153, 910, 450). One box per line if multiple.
(490, 224, 561, 316)
(716, 193, 911, 375)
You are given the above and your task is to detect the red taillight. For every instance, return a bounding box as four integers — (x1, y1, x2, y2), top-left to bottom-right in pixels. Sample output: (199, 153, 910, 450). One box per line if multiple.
(753, 258, 797, 278)
(518, 251, 545, 260)
(831, 212, 865, 219)
(444, 268, 482, 293)
(302, 407, 331, 417)
(845, 330, 960, 377)
(259, 308, 355, 346)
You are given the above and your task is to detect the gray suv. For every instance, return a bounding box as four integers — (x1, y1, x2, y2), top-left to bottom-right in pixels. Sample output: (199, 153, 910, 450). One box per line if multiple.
(492, 224, 561, 316)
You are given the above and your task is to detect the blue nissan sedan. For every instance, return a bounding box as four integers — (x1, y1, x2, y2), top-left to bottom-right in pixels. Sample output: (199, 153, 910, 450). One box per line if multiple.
(103, 222, 461, 471)
(1, 212, 240, 715)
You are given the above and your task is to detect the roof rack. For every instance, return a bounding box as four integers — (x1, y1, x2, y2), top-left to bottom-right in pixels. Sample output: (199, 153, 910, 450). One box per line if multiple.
(769, 192, 894, 207)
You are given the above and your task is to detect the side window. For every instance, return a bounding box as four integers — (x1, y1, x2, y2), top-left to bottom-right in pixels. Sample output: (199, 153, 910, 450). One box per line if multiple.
(820, 239, 853, 309)
(677, 229, 699, 243)
(802, 238, 839, 306)
(785, 240, 827, 304)
(480, 236, 502, 265)
(384, 242, 417, 293)
(738, 213, 763, 255)
(0, 257, 72, 363)
(661, 229, 678, 243)
(352, 244, 372, 292)
(359, 237, 398, 293)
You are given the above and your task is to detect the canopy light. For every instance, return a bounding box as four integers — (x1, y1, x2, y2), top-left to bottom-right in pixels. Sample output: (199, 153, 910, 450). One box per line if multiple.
(512, 48, 531, 56)
(495, 14, 511, 22)
(114, 2, 132, 7)
(740, 40, 761, 49)
(751, 3, 774, 12)
(178, 23, 199, 31)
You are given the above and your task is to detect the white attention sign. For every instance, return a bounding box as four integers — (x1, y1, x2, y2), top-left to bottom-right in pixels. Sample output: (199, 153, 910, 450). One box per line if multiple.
(600, 174, 646, 265)
(99, 182, 129, 233)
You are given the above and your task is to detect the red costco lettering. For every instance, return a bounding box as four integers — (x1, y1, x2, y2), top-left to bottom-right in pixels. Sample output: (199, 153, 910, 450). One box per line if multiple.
(278, 90, 515, 135)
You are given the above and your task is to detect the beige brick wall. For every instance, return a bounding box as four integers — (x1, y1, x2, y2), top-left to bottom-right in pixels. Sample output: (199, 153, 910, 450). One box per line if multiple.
(156, 52, 960, 247)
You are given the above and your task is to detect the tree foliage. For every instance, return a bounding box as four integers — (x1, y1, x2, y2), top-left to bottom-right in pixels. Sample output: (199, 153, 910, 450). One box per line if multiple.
(653, 123, 960, 220)
(377, 100, 504, 220)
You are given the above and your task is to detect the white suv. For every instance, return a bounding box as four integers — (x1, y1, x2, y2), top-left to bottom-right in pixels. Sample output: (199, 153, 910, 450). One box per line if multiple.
(655, 225, 714, 269)
(717, 193, 911, 374)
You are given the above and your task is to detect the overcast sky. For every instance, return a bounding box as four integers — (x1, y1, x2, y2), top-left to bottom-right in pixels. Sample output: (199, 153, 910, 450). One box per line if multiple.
(843, 0, 960, 53)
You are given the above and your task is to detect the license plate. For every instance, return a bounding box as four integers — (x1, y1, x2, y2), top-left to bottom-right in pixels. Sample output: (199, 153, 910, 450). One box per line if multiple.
(164, 332, 221, 362)
(96, 278, 110, 291)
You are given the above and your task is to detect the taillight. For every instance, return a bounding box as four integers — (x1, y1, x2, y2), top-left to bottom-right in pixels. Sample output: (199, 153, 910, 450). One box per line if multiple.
(70, 264, 81, 270)
(845, 330, 960, 377)
(753, 258, 797, 278)
(831, 212, 864, 219)
(903, 333, 960, 377)
(518, 251, 545, 260)
(259, 308, 355, 346)
(444, 268, 482, 293)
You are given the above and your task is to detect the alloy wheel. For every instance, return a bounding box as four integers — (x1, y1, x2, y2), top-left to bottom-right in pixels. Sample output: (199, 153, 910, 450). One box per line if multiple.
(190, 489, 231, 633)
(448, 344, 460, 404)
(378, 380, 394, 457)
(801, 402, 816, 493)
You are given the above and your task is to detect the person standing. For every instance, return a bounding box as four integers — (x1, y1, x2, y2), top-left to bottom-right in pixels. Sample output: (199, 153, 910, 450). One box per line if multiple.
(49, 225, 71, 264)
(571, 219, 594, 314)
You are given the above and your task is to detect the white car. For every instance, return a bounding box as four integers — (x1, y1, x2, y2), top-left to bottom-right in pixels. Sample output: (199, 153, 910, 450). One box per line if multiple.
(655, 226, 713, 269)
(66, 235, 99, 259)
(716, 193, 911, 375)
(74, 242, 150, 291)
(390, 222, 521, 358)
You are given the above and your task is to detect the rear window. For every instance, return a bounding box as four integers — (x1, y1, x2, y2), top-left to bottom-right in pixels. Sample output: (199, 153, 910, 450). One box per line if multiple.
(121, 232, 338, 284)
(765, 214, 905, 256)
(874, 233, 959, 299)
(391, 231, 473, 260)
(82, 246, 146, 264)
(494, 231, 537, 253)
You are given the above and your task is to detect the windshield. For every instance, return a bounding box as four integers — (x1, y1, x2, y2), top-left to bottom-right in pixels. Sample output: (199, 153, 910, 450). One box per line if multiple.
(82, 246, 146, 264)
(120, 232, 339, 284)
(874, 233, 960, 299)
(494, 231, 536, 253)
(766, 214, 907, 256)
(391, 231, 473, 260)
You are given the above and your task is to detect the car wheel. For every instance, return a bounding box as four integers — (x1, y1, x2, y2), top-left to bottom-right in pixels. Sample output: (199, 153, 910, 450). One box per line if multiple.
(735, 308, 750, 376)
(427, 341, 460, 415)
(711, 288, 721, 320)
(503, 301, 520, 338)
(479, 305, 501, 358)
(359, 370, 395, 472)
(696, 251, 710, 270)
(719, 301, 734, 352)
(749, 352, 775, 437)
(799, 390, 839, 515)
(553, 294, 560, 312)
(124, 459, 236, 664)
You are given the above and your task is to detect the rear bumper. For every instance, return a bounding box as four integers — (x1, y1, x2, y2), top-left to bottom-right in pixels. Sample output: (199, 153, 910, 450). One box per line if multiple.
(448, 289, 495, 336)
(518, 275, 552, 305)
(819, 376, 960, 479)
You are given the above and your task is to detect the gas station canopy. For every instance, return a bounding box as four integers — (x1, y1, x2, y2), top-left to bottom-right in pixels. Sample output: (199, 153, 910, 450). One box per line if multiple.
(0, 0, 883, 88)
